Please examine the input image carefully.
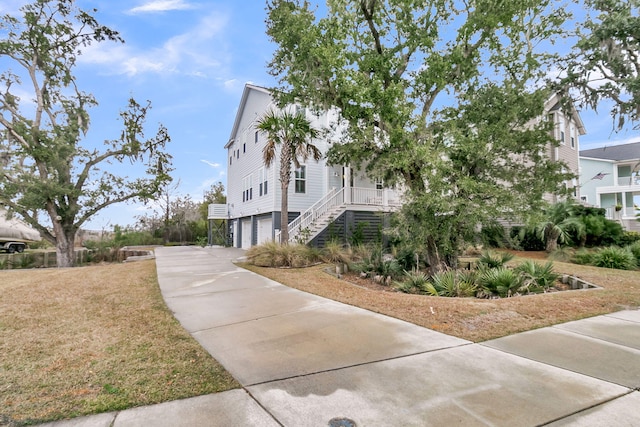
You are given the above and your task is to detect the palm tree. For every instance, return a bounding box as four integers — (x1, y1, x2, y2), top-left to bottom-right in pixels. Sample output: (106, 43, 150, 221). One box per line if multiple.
(534, 200, 585, 252)
(256, 108, 321, 243)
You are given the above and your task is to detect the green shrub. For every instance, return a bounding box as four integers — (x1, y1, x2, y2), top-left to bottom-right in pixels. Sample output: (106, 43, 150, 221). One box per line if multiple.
(477, 251, 515, 269)
(429, 270, 478, 297)
(514, 260, 559, 292)
(572, 248, 595, 265)
(620, 231, 640, 246)
(348, 221, 369, 246)
(376, 259, 403, 280)
(478, 267, 523, 298)
(511, 226, 545, 251)
(549, 247, 574, 262)
(393, 270, 430, 294)
(626, 241, 640, 264)
(592, 246, 637, 270)
(19, 254, 35, 269)
(480, 225, 507, 248)
(392, 244, 422, 271)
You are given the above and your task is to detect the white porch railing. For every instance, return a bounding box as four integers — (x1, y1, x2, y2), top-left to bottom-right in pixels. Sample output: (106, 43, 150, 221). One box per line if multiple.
(350, 188, 402, 207)
(617, 176, 640, 186)
(605, 207, 639, 219)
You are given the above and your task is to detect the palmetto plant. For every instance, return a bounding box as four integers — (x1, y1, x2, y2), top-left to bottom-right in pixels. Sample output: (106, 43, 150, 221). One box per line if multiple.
(514, 260, 560, 292)
(477, 250, 515, 269)
(534, 201, 586, 253)
(478, 267, 523, 298)
(394, 270, 430, 294)
(256, 108, 321, 244)
(428, 270, 478, 297)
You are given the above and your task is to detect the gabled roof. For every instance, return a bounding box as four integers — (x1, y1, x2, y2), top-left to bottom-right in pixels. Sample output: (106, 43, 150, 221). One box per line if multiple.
(224, 84, 271, 149)
(545, 93, 587, 135)
(579, 141, 640, 161)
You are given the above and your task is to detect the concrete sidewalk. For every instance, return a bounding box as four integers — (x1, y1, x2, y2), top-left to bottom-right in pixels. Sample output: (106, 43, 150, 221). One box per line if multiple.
(41, 246, 640, 426)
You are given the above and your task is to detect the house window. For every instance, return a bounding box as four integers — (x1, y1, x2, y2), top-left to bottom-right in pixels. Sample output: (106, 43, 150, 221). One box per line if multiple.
(375, 179, 384, 190)
(294, 165, 306, 193)
(255, 131, 259, 144)
(258, 167, 268, 196)
(571, 136, 575, 148)
(243, 143, 246, 153)
(560, 130, 565, 145)
(229, 156, 232, 165)
(243, 175, 253, 202)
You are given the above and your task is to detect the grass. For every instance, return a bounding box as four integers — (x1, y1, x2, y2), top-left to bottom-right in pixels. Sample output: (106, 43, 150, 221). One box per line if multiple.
(0, 260, 239, 426)
(240, 251, 640, 343)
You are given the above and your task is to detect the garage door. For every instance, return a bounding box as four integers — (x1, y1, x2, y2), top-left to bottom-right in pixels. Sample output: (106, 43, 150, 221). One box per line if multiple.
(241, 219, 252, 249)
(257, 218, 273, 245)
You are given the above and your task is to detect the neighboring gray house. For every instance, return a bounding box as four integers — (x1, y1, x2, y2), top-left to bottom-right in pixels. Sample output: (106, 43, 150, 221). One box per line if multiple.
(579, 141, 640, 231)
(217, 84, 400, 249)
(544, 93, 587, 202)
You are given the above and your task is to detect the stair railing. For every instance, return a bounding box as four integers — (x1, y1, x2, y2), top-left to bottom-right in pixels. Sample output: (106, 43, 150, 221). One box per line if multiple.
(277, 187, 344, 243)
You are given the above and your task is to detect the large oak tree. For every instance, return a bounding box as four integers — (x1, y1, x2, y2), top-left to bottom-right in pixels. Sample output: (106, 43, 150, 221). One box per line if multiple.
(265, 0, 573, 269)
(0, 0, 172, 267)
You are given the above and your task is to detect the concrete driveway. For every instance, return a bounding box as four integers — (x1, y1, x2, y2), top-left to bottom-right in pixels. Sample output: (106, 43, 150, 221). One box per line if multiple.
(41, 245, 640, 426)
(153, 246, 640, 426)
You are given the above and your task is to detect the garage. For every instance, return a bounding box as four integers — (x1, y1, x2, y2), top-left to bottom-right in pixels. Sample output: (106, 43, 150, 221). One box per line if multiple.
(257, 217, 273, 245)
(241, 219, 252, 249)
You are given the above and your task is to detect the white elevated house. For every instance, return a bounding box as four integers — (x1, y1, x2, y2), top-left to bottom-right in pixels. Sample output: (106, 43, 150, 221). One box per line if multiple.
(210, 86, 588, 248)
(579, 141, 640, 231)
(217, 84, 401, 249)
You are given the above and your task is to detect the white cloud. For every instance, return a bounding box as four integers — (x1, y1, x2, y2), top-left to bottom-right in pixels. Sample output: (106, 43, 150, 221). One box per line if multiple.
(200, 160, 220, 168)
(79, 10, 229, 78)
(128, 0, 197, 14)
(223, 79, 239, 90)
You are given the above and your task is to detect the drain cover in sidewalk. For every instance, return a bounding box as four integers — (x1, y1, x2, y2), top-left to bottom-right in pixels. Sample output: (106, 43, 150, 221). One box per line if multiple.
(329, 418, 356, 427)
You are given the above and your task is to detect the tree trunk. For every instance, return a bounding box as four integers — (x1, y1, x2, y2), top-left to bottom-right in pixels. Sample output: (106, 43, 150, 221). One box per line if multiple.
(280, 181, 290, 244)
(425, 235, 446, 273)
(545, 227, 560, 253)
(55, 229, 76, 268)
(279, 146, 292, 244)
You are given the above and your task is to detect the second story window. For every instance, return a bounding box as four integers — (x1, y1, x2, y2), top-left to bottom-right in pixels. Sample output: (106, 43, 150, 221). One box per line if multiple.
(294, 166, 306, 193)
(259, 167, 268, 196)
(243, 175, 253, 202)
(255, 131, 259, 143)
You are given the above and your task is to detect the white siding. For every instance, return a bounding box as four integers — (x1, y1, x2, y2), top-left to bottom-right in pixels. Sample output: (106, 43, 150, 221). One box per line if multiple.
(226, 87, 275, 220)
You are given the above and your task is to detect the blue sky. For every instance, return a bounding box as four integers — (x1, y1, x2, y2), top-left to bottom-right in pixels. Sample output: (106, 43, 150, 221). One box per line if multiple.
(2, 0, 638, 229)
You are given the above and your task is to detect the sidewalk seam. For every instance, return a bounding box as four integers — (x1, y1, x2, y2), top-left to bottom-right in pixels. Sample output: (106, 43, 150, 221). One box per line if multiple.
(242, 342, 474, 388)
